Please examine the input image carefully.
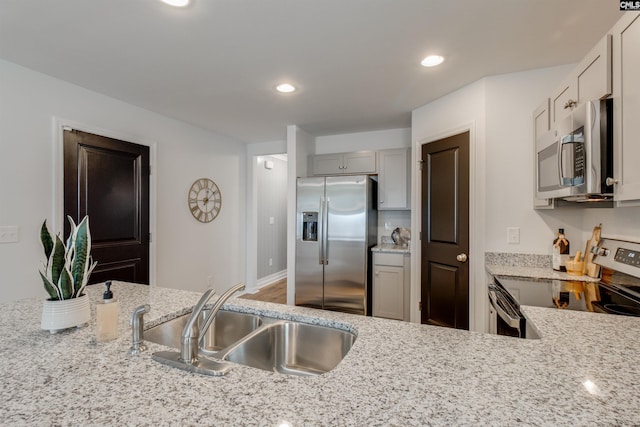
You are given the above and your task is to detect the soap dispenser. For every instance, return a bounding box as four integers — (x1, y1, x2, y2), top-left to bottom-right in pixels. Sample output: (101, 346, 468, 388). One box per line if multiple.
(96, 281, 119, 342)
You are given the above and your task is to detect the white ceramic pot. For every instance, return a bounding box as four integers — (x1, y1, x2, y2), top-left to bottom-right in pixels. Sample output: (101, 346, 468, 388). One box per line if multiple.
(41, 294, 91, 333)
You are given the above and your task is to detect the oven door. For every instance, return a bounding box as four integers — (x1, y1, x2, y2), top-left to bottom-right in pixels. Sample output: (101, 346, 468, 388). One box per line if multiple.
(488, 283, 525, 338)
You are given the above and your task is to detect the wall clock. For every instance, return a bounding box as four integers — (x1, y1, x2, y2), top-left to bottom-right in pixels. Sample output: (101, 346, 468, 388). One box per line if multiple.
(188, 178, 222, 223)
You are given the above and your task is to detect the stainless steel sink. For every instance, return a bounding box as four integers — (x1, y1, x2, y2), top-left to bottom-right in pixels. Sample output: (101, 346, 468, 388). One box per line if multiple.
(219, 321, 356, 376)
(145, 310, 263, 351)
(145, 309, 355, 376)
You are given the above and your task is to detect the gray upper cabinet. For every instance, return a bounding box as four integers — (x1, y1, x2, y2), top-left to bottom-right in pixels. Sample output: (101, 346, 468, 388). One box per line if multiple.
(532, 99, 554, 209)
(310, 151, 377, 175)
(550, 34, 611, 124)
(378, 148, 411, 210)
(612, 12, 640, 206)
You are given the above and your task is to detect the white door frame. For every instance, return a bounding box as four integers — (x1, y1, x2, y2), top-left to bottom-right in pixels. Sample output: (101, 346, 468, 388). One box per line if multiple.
(410, 121, 486, 332)
(52, 117, 158, 286)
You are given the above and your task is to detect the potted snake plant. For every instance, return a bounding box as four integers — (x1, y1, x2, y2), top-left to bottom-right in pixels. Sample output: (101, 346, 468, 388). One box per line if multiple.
(40, 215, 98, 333)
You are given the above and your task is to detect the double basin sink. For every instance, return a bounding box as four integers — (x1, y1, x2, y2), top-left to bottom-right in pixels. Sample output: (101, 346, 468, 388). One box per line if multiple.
(145, 309, 356, 376)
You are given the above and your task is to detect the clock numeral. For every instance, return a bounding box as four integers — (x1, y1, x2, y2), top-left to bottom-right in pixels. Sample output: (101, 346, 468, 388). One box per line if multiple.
(206, 212, 213, 222)
(191, 205, 200, 215)
(200, 179, 208, 190)
(199, 211, 206, 222)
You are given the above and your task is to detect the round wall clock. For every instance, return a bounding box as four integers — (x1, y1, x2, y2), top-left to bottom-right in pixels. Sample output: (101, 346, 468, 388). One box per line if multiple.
(188, 178, 222, 223)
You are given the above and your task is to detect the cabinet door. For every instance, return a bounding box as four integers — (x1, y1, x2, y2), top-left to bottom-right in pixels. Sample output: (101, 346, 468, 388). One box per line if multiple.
(550, 77, 577, 124)
(551, 34, 611, 125)
(343, 151, 377, 174)
(373, 265, 404, 320)
(576, 34, 611, 103)
(378, 148, 410, 210)
(612, 12, 640, 205)
(532, 99, 554, 209)
(311, 154, 343, 175)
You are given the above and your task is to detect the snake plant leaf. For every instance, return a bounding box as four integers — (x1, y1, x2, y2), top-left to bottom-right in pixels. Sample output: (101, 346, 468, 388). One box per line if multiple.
(40, 220, 54, 265)
(50, 235, 66, 288)
(39, 270, 60, 300)
(76, 258, 97, 298)
(71, 216, 90, 295)
(58, 267, 73, 300)
(65, 216, 77, 253)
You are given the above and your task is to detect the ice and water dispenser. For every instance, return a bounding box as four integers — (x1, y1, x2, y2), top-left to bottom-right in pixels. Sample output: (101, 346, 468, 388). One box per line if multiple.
(302, 212, 318, 241)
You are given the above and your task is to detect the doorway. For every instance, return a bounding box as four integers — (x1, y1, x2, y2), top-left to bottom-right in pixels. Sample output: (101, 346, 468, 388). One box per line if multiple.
(249, 154, 288, 302)
(420, 131, 470, 329)
(63, 128, 150, 285)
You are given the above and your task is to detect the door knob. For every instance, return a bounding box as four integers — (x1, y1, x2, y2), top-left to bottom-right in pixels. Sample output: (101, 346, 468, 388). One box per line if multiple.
(605, 177, 618, 186)
(456, 253, 468, 262)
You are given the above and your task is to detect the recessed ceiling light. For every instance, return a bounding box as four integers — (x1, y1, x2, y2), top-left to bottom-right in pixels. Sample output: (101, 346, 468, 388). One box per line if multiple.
(421, 55, 444, 67)
(275, 83, 296, 94)
(161, 0, 190, 7)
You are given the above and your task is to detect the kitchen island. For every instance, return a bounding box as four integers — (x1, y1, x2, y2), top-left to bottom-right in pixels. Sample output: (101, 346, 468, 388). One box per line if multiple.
(2, 282, 639, 426)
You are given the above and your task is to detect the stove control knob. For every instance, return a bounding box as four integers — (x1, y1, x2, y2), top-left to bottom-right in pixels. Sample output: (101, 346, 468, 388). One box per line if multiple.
(596, 247, 610, 257)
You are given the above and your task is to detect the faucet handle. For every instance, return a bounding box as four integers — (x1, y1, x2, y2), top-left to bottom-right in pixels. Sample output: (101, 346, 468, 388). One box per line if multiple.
(128, 304, 151, 356)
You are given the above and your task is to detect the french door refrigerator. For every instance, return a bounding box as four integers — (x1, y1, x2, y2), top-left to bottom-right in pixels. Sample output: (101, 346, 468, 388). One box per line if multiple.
(295, 175, 377, 315)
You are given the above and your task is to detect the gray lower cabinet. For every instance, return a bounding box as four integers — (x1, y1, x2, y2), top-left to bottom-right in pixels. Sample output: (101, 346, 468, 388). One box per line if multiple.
(372, 252, 410, 321)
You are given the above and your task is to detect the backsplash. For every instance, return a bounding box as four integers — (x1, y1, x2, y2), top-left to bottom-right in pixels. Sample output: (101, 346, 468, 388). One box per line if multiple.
(378, 210, 410, 244)
(485, 252, 551, 268)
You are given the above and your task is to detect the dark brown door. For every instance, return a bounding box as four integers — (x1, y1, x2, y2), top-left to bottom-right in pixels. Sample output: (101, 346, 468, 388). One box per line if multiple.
(421, 131, 469, 329)
(64, 129, 150, 285)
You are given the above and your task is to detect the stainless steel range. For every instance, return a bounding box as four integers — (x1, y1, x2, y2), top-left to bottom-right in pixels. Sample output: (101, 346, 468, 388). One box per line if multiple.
(489, 238, 640, 339)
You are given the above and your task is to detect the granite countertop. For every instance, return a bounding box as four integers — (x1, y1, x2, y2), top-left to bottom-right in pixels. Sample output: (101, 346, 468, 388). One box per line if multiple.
(371, 243, 410, 254)
(2, 282, 640, 425)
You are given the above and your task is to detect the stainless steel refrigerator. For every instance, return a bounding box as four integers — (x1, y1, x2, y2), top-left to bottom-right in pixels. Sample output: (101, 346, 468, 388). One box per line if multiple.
(295, 175, 377, 315)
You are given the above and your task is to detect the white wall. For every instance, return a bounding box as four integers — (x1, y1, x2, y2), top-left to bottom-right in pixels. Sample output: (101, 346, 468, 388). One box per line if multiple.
(315, 128, 411, 154)
(256, 155, 287, 279)
(484, 64, 579, 253)
(0, 59, 247, 302)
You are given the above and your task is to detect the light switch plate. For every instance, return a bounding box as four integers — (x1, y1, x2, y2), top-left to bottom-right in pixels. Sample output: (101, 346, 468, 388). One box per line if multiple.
(507, 227, 520, 244)
(0, 226, 19, 243)
(269, 217, 275, 225)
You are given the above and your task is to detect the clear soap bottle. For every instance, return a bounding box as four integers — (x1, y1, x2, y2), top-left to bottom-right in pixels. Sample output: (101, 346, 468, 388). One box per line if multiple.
(96, 281, 119, 342)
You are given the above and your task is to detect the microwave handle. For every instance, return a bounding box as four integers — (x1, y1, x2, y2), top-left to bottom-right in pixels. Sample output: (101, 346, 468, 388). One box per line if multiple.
(557, 135, 564, 187)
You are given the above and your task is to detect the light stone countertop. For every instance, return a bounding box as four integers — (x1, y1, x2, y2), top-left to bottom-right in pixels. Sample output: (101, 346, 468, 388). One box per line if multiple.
(2, 282, 640, 426)
(371, 243, 410, 254)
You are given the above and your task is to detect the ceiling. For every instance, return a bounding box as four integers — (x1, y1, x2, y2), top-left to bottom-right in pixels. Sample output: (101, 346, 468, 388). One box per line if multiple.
(0, 1, 623, 143)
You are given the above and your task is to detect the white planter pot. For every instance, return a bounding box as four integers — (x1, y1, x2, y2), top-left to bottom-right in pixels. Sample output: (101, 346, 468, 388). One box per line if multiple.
(41, 294, 91, 333)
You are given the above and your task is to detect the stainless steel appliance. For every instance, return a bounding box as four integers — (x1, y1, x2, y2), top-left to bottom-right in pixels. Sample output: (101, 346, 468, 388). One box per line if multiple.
(536, 98, 614, 202)
(295, 175, 377, 315)
(488, 238, 640, 339)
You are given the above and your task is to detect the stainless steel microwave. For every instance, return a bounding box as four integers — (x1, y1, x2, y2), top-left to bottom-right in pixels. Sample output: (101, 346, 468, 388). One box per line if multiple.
(536, 99, 614, 202)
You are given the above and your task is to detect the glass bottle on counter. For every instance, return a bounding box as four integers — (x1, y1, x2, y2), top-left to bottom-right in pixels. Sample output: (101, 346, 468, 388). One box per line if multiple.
(552, 228, 570, 272)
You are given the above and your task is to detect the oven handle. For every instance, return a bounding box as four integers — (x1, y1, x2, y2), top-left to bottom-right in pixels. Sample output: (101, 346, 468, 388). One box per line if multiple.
(488, 288, 522, 329)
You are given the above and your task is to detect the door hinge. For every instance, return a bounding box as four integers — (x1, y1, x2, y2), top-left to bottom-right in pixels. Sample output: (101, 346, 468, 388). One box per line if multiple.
(419, 301, 422, 311)
(419, 160, 424, 171)
(148, 233, 152, 243)
(419, 231, 422, 240)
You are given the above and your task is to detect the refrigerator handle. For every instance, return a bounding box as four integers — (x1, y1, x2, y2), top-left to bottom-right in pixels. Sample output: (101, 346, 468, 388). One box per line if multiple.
(318, 197, 325, 265)
(324, 198, 329, 265)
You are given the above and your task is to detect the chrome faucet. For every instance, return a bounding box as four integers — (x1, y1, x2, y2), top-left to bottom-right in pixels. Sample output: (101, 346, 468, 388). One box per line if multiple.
(128, 304, 150, 356)
(180, 283, 246, 364)
(152, 283, 245, 376)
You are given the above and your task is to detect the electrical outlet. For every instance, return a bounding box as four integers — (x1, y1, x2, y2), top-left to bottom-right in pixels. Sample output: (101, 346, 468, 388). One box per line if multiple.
(269, 258, 273, 267)
(0, 226, 19, 243)
(507, 227, 520, 244)
(269, 217, 275, 225)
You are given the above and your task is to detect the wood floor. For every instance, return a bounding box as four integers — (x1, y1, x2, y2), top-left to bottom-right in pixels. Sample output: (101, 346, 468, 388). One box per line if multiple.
(239, 279, 287, 304)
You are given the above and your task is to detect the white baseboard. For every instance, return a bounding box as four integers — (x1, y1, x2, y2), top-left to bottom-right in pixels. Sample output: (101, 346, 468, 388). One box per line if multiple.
(244, 270, 287, 294)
